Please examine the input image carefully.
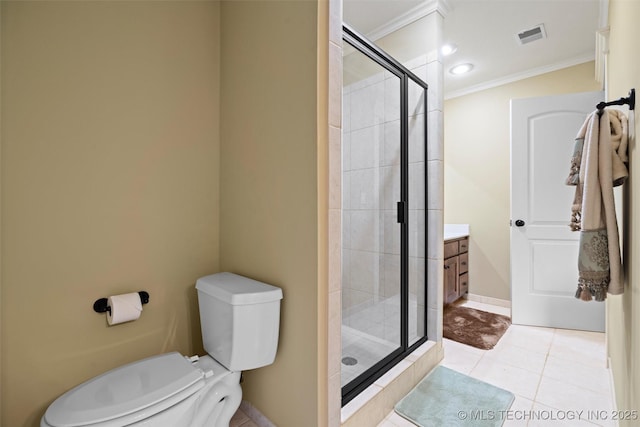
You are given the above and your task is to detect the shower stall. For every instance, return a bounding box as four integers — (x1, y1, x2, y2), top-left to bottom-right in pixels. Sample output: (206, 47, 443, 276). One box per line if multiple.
(341, 25, 428, 405)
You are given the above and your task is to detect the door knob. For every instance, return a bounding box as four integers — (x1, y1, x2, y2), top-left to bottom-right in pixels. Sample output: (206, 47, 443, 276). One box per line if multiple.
(515, 219, 525, 227)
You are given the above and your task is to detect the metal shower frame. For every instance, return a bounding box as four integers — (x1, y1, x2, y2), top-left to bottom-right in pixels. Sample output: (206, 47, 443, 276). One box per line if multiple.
(341, 23, 429, 407)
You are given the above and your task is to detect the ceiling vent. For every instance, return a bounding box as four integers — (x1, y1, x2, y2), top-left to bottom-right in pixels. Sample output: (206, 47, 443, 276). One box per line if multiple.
(516, 24, 547, 45)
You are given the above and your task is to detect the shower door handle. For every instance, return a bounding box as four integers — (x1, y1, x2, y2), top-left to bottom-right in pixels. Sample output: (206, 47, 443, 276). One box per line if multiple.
(397, 201, 407, 224)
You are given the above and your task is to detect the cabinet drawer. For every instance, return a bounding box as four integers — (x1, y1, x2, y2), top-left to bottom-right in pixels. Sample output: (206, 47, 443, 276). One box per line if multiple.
(458, 238, 469, 253)
(459, 252, 469, 274)
(459, 273, 469, 296)
(444, 241, 459, 259)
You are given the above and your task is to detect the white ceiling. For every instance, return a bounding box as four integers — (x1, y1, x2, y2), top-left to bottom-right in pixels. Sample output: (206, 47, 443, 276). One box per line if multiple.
(343, 0, 604, 98)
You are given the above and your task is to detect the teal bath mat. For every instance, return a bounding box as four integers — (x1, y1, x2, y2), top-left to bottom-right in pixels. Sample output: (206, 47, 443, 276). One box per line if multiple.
(395, 366, 515, 427)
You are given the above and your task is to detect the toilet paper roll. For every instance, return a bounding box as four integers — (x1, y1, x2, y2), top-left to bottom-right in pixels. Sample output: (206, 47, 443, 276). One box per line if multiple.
(107, 293, 143, 326)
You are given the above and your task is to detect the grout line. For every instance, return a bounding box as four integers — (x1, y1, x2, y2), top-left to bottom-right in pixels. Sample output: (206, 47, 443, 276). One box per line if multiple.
(469, 348, 486, 374)
(529, 327, 555, 405)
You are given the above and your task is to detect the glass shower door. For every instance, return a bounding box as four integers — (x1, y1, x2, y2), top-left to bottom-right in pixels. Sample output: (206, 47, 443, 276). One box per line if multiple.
(341, 24, 428, 406)
(341, 40, 403, 390)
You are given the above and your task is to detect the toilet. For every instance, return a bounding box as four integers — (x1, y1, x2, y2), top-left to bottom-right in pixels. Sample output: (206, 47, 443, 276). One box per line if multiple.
(41, 272, 283, 427)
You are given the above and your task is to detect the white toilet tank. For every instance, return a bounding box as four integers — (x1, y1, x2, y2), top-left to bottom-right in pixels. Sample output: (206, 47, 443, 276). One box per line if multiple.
(195, 272, 283, 372)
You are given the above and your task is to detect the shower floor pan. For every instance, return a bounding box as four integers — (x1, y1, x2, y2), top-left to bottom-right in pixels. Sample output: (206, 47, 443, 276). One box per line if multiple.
(341, 325, 397, 387)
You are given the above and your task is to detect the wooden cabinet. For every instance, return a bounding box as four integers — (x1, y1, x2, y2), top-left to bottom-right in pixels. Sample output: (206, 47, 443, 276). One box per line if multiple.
(443, 236, 469, 305)
(444, 256, 459, 304)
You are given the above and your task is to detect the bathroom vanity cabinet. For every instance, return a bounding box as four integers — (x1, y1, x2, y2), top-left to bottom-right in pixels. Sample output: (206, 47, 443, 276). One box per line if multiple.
(443, 236, 469, 305)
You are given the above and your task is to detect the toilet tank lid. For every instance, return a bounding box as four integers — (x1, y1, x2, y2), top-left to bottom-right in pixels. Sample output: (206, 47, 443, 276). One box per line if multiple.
(196, 272, 283, 305)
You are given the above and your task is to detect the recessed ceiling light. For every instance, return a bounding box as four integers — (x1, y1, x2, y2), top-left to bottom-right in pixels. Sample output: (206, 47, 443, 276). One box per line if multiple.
(449, 63, 474, 75)
(441, 44, 458, 56)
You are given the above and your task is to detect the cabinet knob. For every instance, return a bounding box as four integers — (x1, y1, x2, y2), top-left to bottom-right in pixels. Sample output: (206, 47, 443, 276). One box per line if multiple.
(515, 219, 525, 227)
(444, 265, 450, 270)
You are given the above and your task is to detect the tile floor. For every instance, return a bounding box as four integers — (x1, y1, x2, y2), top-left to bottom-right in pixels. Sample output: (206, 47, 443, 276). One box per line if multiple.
(378, 300, 617, 427)
(230, 409, 260, 427)
(231, 299, 616, 427)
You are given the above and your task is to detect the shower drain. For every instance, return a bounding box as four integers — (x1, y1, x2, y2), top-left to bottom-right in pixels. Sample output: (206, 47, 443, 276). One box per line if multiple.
(342, 356, 358, 366)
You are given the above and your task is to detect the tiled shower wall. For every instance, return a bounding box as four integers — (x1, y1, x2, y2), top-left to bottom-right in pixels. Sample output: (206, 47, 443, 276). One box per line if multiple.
(342, 56, 427, 343)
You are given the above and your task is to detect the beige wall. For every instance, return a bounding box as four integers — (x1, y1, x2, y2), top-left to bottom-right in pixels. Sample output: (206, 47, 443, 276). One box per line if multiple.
(443, 62, 600, 300)
(219, 1, 325, 426)
(1, 2, 221, 425)
(606, 0, 640, 420)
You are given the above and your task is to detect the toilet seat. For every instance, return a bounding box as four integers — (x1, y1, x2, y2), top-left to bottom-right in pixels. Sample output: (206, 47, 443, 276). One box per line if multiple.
(42, 352, 207, 427)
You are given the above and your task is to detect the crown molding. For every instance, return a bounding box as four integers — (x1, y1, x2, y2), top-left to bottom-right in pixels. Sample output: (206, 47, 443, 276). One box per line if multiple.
(445, 53, 596, 100)
(366, 0, 452, 41)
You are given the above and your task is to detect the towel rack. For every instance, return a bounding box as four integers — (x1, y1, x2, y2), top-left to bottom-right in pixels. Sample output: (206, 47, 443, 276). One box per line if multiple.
(596, 88, 635, 114)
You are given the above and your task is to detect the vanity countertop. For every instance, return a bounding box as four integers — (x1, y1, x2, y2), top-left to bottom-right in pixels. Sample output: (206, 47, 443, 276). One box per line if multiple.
(444, 224, 469, 241)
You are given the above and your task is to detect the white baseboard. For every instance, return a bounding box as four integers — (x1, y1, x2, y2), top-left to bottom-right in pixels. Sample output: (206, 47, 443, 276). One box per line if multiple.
(239, 400, 276, 427)
(465, 293, 511, 308)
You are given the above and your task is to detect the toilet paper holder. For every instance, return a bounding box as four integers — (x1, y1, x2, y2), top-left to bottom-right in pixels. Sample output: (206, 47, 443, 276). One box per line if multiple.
(93, 291, 149, 315)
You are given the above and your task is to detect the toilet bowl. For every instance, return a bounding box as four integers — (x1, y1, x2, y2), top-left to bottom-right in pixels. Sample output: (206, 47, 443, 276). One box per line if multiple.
(41, 273, 282, 427)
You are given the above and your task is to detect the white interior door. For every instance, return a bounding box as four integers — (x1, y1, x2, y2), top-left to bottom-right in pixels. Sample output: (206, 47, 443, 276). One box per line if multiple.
(510, 91, 605, 332)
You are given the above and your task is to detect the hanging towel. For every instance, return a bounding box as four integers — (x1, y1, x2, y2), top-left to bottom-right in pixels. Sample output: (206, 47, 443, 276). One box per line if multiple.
(566, 109, 628, 301)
